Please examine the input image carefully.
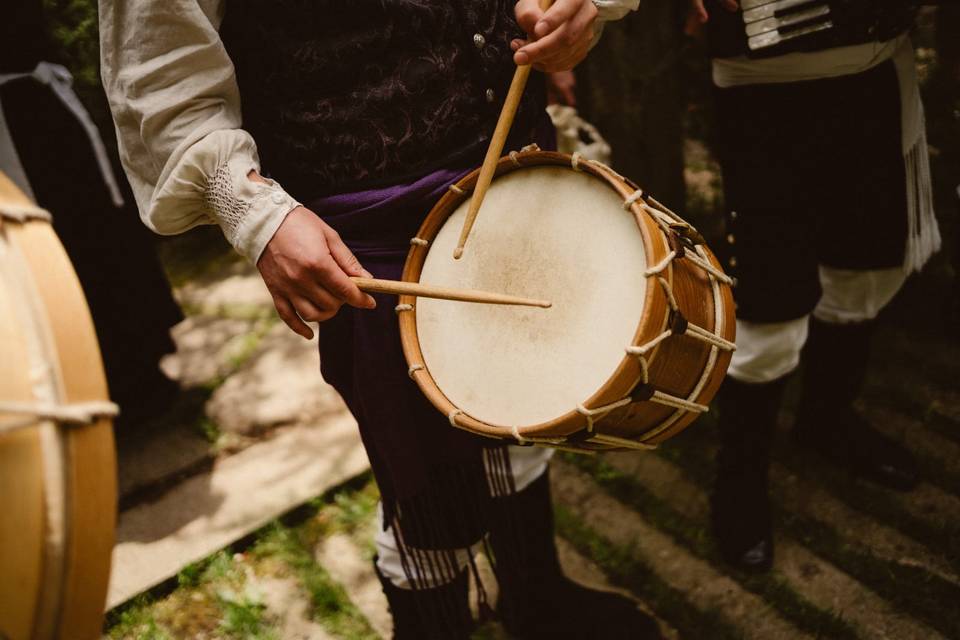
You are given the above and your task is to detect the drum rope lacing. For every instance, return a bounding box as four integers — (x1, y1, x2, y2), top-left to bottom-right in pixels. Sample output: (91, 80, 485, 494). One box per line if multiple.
(0, 202, 52, 223)
(0, 400, 119, 434)
(555, 170, 736, 450)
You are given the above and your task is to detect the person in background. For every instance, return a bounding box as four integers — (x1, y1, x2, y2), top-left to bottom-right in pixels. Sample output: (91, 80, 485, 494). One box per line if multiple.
(1, 0, 182, 432)
(689, 0, 939, 571)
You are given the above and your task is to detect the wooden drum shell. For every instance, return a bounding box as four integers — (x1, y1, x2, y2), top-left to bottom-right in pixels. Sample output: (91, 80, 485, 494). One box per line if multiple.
(0, 173, 116, 640)
(399, 150, 735, 451)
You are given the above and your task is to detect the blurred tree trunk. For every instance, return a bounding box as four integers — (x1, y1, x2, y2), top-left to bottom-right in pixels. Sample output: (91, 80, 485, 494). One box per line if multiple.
(576, 0, 687, 211)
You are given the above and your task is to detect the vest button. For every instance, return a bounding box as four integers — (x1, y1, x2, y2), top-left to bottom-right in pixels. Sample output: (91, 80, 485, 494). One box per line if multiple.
(473, 33, 486, 49)
(485, 88, 495, 103)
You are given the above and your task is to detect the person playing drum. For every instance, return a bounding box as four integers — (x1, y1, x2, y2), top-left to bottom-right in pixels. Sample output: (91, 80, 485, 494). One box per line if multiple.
(100, 1, 661, 637)
(688, 0, 939, 571)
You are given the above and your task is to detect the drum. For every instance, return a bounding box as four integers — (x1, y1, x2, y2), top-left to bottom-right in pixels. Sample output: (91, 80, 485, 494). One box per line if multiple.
(0, 172, 117, 639)
(399, 149, 736, 452)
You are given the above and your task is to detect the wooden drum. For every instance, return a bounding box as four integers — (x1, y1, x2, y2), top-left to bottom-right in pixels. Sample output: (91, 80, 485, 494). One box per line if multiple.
(399, 149, 736, 452)
(0, 173, 117, 639)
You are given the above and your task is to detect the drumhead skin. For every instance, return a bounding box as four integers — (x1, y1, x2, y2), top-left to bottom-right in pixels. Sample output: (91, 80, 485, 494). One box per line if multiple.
(417, 166, 647, 427)
(400, 150, 735, 451)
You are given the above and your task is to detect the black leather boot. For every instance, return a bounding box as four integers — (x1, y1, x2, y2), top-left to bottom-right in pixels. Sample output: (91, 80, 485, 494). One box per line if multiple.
(489, 470, 661, 639)
(711, 376, 788, 572)
(374, 558, 474, 639)
(794, 318, 918, 491)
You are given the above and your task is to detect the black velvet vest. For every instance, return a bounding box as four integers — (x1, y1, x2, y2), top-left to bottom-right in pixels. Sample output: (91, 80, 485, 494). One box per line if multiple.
(221, 1, 544, 198)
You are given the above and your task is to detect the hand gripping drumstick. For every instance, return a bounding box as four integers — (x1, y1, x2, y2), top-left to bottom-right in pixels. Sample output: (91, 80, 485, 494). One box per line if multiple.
(453, 0, 555, 260)
(350, 277, 552, 308)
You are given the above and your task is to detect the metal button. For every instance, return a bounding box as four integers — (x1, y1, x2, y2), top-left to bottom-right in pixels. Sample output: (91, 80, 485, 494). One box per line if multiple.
(473, 33, 486, 49)
(485, 88, 495, 103)
(726, 233, 735, 244)
(728, 256, 738, 268)
(271, 192, 286, 205)
(729, 210, 738, 220)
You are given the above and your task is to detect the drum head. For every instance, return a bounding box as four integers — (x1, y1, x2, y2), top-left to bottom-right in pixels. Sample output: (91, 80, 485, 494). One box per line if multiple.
(416, 166, 647, 428)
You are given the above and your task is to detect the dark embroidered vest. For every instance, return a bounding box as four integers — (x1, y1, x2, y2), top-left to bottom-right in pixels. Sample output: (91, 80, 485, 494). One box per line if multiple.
(221, 1, 545, 198)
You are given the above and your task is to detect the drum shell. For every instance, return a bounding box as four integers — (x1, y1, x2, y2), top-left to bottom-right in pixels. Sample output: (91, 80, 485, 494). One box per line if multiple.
(0, 173, 116, 640)
(400, 151, 735, 451)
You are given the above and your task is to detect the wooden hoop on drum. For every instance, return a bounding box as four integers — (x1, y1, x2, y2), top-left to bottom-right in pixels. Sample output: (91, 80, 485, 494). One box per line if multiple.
(0, 172, 117, 640)
(398, 149, 736, 453)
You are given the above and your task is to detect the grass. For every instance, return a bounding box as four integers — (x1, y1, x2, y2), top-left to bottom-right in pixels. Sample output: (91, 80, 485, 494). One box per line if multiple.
(106, 474, 382, 639)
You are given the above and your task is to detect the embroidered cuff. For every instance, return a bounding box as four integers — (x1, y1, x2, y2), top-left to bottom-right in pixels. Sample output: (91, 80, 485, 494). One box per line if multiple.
(203, 153, 300, 263)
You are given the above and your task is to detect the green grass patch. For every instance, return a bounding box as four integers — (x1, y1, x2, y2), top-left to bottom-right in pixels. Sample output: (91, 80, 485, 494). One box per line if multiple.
(252, 522, 379, 640)
(105, 594, 171, 640)
(555, 505, 741, 640)
(564, 454, 858, 639)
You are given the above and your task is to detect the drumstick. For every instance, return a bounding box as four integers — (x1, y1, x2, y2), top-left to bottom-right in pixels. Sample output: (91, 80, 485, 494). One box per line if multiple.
(453, 0, 555, 260)
(350, 277, 552, 308)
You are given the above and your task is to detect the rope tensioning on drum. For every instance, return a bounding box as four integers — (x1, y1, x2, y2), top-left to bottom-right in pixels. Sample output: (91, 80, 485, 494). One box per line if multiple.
(0, 202, 52, 223)
(0, 400, 119, 434)
(546, 186, 737, 446)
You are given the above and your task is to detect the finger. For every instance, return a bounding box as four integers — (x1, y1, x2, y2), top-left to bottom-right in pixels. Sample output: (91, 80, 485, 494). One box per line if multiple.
(721, 0, 739, 11)
(314, 255, 377, 310)
(535, 0, 583, 38)
(515, 13, 591, 67)
(563, 84, 577, 107)
(693, 0, 709, 22)
(274, 295, 314, 339)
(294, 281, 342, 316)
(511, 38, 526, 51)
(514, 0, 544, 34)
(292, 295, 338, 323)
(324, 228, 378, 308)
(536, 35, 592, 72)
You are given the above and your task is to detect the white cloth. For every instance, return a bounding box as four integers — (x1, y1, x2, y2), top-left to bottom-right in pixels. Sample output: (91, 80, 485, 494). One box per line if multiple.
(99, 0, 639, 263)
(729, 266, 908, 383)
(376, 445, 554, 589)
(712, 34, 939, 273)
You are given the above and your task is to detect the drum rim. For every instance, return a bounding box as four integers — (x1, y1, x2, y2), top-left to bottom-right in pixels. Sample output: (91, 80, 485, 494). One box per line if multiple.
(399, 149, 674, 447)
(0, 173, 116, 638)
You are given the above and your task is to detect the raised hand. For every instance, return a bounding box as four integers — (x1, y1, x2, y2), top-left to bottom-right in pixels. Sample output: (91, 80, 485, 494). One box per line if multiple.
(512, 0, 599, 72)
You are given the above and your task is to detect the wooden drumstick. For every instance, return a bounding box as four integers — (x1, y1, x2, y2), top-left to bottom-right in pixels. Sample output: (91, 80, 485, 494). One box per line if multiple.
(350, 277, 552, 308)
(453, 0, 555, 260)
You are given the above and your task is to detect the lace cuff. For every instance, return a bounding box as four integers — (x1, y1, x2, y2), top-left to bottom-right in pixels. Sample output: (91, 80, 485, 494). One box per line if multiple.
(203, 155, 300, 262)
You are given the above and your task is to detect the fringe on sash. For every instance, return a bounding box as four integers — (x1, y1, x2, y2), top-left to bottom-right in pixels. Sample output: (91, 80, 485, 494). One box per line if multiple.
(903, 123, 941, 273)
(382, 445, 518, 634)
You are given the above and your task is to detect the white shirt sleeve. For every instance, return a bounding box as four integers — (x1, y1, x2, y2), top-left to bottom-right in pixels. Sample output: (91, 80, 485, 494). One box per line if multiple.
(99, 0, 299, 263)
(593, 0, 641, 22)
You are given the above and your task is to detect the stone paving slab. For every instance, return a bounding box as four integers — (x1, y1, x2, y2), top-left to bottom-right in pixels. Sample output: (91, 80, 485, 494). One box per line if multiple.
(314, 529, 390, 639)
(108, 415, 367, 609)
(115, 420, 212, 501)
(604, 452, 944, 640)
(552, 461, 805, 640)
(206, 325, 346, 436)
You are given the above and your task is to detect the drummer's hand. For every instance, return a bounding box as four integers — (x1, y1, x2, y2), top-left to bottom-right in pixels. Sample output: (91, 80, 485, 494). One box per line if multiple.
(257, 205, 376, 340)
(512, 0, 598, 72)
